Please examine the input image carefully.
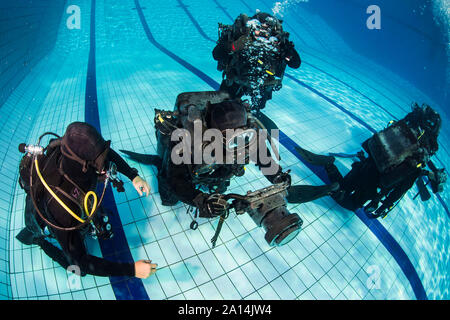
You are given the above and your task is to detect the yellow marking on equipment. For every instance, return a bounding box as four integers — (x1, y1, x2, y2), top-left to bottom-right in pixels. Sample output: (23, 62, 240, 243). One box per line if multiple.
(35, 158, 97, 223)
(417, 130, 425, 140)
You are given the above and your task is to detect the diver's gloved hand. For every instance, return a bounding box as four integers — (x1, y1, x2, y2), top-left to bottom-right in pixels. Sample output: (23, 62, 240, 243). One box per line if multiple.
(194, 193, 229, 218)
(132, 176, 151, 197)
(283, 40, 294, 51)
(267, 169, 292, 186)
(282, 41, 294, 57)
(134, 260, 157, 279)
(274, 170, 292, 185)
(207, 193, 229, 216)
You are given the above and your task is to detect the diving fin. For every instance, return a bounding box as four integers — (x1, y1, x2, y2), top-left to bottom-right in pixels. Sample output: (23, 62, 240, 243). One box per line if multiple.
(329, 152, 359, 159)
(120, 150, 162, 169)
(294, 146, 335, 167)
(286, 182, 340, 204)
(254, 111, 279, 131)
(16, 228, 42, 246)
(329, 151, 366, 161)
(37, 238, 72, 270)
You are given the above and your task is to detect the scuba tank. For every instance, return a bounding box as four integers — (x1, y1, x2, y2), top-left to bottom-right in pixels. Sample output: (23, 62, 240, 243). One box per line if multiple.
(18, 127, 124, 238)
(366, 120, 424, 175)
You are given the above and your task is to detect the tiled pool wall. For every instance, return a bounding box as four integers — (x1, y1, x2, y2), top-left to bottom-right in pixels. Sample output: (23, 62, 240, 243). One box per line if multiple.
(0, 0, 448, 300)
(0, 0, 67, 299)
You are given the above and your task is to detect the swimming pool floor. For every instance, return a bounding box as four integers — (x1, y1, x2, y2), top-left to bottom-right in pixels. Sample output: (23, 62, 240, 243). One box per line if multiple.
(0, 0, 448, 300)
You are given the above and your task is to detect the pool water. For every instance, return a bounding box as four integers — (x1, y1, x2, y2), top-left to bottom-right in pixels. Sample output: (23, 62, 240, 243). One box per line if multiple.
(0, 0, 448, 300)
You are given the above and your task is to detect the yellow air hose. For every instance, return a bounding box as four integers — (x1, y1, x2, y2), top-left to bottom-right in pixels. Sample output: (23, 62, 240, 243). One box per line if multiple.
(34, 158, 97, 223)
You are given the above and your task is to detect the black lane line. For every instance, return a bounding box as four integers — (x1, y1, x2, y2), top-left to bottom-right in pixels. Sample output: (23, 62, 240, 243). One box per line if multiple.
(85, 0, 149, 300)
(212, 0, 234, 22)
(176, 0, 215, 43)
(135, 0, 428, 300)
(135, 1, 219, 91)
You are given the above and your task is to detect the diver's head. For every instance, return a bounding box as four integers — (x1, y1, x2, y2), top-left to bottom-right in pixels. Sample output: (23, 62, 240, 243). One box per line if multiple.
(409, 103, 442, 138)
(207, 100, 256, 154)
(61, 122, 111, 174)
(207, 100, 248, 131)
(248, 13, 282, 38)
(420, 104, 441, 137)
(404, 103, 441, 157)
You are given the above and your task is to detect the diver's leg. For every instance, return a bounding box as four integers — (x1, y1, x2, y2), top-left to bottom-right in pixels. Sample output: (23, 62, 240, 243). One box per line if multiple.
(158, 176, 179, 206)
(17, 196, 71, 269)
(254, 111, 279, 132)
(35, 237, 71, 270)
(16, 194, 45, 245)
(324, 162, 344, 184)
(256, 86, 273, 110)
(254, 141, 284, 184)
(349, 162, 380, 210)
(219, 80, 241, 99)
(294, 146, 335, 167)
(286, 183, 340, 204)
(293, 145, 344, 185)
(335, 159, 378, 210)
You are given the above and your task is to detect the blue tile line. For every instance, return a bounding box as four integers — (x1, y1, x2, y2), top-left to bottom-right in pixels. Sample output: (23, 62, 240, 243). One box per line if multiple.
(135, 0, 428, 300)
(180, 0, 445, 208)
(284, 74, 449, 220)
(85, 0, 149, 300)
(176, 0, 215, 43)
(212, 0, 234, 22)
(279, 131, 429, 300)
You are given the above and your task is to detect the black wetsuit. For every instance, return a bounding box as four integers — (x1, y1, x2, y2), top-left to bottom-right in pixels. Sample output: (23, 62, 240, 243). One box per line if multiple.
(324, 144, 422, 213)
(23, 148, 138, 277)
(158, 148, 284, 211)
(213, 13, 301, 103)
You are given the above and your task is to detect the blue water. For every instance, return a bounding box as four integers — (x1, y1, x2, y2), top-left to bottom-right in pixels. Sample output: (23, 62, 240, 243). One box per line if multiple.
(0, 0, 448, 300)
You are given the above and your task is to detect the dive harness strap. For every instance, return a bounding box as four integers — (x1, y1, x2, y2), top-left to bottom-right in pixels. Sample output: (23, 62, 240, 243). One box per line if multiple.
(31, 155, 104, 231)
(30, 139, 109, 231)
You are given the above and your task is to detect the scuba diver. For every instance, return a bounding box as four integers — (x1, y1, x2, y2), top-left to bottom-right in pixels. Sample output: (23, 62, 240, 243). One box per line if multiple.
(290, 103, 447, 219)
(16, 122, 157, 279)
(213, 11, 301, 111)
(121, 91, 337, 247)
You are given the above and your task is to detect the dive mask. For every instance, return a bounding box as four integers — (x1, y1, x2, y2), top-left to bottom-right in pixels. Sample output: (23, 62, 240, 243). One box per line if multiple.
(223, 128, 257, 152)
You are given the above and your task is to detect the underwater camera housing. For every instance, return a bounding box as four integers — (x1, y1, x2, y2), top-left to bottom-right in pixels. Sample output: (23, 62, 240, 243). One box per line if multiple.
(229, 181, 303, 246)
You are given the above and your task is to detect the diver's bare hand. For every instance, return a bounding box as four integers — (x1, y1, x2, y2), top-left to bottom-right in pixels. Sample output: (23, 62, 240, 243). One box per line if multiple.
(132, 176, 151, 197)
(135, 260, 157, 279)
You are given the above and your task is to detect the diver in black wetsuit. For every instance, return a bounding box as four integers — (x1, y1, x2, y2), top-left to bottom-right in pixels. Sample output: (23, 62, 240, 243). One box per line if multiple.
(290, 103, 447, 218)
(121, 91, 337, 246)
(213, 12, 301, 111)
(16, 122, 157, 278)
(123, 91, 288, 214)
